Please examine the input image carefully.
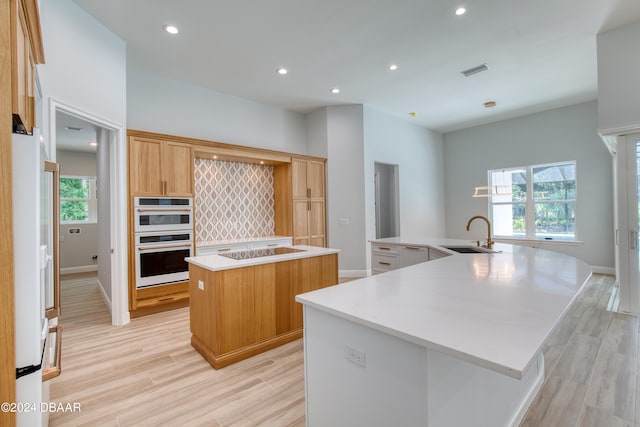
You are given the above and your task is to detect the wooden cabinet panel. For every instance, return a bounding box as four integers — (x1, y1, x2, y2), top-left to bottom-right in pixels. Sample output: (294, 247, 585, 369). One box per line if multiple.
(216, 264, 276, 353)
(290, 158, 327, 247)
(128, 136, 193, 196)
(129, 137, 163, 195)
(163, 141, 193, 196)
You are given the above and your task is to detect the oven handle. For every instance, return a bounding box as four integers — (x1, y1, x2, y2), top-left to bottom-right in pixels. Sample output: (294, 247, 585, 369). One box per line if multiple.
(138, 243, 193, 251)
(136, 208, 192, 212)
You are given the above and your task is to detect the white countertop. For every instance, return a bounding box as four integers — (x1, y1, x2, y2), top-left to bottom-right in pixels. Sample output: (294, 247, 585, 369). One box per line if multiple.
(296, 238, 592, 379)
(186, 245, 340, 272)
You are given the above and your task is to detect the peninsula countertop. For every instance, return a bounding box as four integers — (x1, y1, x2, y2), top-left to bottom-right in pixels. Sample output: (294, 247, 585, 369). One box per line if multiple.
(186, 245, 340, 272)
(296, 238, 592, 379)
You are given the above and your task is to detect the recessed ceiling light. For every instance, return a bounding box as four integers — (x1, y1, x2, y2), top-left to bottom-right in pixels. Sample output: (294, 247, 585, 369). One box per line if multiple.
(455, 7, 466, 16)
(484, 101, 497, 108)
(213, 155, 218, 159)
(163, 25, 179, 35)
(389, 64, 398, 71)
(89, 142, 98, 147)
(276, 67, 288, 75)
(330, 88, 340, 94)
(260, 161, 265, 165)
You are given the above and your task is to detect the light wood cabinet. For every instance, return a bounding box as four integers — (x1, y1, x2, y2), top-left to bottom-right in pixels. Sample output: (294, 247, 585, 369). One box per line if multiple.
(189, 253, 338, 369)
(290, 158, 326, 247)
(128, 136, 193, 196)
(10, 0, 44, 134)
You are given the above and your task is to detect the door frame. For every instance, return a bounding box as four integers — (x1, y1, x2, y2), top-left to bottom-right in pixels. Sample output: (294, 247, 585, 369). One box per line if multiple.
(49, 99, 129, 326)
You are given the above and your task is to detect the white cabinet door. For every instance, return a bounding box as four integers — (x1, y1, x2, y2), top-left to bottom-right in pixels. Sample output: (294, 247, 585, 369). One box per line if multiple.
(398, 246, 429, 268)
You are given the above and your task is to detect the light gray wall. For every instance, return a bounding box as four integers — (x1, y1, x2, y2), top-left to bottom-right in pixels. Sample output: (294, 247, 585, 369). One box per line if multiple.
(325, 105, 368, 272)
(127, 66, 308, 155)
(57, 150, 99, 270)
(364, 106, 446, 269)
(306, 108, 329, 158)
(597, 20, 640, 131)
(97, 129, 112, 299)
(443, 101, 614, 269)
(39, 0, 126, 156)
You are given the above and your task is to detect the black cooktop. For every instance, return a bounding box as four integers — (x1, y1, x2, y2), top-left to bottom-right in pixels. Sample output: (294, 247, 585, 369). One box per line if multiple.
(219, 247, 304, 260)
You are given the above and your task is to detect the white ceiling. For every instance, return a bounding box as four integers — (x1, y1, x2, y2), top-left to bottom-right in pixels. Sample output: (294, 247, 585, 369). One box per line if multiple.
(72, 0, 640, 133)
(56, 111, 98, 152)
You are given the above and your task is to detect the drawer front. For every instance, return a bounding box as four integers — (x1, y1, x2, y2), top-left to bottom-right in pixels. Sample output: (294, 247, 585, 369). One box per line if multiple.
(371, 253, 399, 273)
(249, 237, 292, 250)
(196, 243, 248, 255)
(398, 246, 429, 267)
(371, 243, 400, 255)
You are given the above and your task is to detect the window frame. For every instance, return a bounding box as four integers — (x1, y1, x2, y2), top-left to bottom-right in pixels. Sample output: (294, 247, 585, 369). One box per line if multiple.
(488, 161, 577, 242)
(59, 175, 98, 224)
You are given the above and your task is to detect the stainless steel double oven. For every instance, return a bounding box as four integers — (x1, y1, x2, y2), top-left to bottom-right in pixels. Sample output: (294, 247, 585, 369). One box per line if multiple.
(133, 197, 193, 288)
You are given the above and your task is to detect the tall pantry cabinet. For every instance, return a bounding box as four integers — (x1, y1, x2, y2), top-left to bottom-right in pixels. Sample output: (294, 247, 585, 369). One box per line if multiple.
(276, 158, 326, 247)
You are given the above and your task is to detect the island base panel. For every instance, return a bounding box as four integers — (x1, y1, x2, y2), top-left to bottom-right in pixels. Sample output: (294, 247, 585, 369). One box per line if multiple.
(191, 330, 302, 369)
(302, 306, 544, 427)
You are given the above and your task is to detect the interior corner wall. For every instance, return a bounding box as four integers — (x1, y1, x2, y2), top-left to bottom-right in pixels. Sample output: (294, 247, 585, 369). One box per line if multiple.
(325, 105, 367, 272)
(597, 20, 640, 131)
(38, 0, 127, 154)
(126, 66, 308, 155)
(363, 106, 446, 268)
(443, 101, 614, 268)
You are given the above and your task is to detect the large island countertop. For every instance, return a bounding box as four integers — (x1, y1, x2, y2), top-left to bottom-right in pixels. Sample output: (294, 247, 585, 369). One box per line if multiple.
(297, 238, 592, 379)
(296, 238, 592, 427)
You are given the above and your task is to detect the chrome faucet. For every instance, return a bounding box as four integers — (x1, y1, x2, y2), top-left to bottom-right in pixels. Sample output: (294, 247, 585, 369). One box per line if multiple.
(466, 215, 494, 249)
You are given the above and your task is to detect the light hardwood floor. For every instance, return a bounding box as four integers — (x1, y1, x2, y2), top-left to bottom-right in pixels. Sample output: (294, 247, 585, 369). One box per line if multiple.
(50, 274, 638, 426)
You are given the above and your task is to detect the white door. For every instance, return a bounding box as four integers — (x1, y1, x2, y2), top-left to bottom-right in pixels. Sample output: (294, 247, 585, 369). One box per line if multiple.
(618, 133, 640, 314)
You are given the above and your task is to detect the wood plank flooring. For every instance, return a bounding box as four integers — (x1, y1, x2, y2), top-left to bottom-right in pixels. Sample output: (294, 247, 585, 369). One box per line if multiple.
(50, 274, 639, 426)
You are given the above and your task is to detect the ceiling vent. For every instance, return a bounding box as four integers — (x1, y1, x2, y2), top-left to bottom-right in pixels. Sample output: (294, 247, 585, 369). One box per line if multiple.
(461, 63, 489, 77)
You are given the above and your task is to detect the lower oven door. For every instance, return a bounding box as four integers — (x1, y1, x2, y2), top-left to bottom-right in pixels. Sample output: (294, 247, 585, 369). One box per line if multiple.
(135, 242, 193, 288)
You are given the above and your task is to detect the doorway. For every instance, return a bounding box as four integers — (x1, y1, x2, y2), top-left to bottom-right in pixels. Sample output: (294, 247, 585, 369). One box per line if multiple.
(50, 100, 128, 326)
(374, 162, 400, 239)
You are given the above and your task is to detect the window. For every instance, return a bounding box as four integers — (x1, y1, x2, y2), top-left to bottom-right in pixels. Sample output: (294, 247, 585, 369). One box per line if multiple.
(60, 176, 97, 223)
(489, 161, 576, 240)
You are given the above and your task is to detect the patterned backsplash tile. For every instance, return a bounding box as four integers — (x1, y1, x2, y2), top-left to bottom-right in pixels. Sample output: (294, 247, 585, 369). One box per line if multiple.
(194, 158, 275, 241)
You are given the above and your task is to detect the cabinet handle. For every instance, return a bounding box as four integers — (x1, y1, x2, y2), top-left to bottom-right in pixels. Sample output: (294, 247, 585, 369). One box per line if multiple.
(404, 246, 421, 250)
(158, 297, 174, 302)
(217, 248, 231, 252)
(378, 261, 391, 266)
(267, 243, 278, 247)
(307, 188, 311, 198)
(138, 243, 192, 251)
(163, 180, 167, 195)
(308, 200, 311, 211)
(378, 247, 391, 251)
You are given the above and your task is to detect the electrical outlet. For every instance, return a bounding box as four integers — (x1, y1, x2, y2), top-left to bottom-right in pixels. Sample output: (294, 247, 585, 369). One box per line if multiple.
(198, 280, 204, 291)
(344, 345, 365, 367)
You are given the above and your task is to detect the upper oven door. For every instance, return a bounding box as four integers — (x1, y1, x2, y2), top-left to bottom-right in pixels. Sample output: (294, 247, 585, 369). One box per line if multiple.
(134, 208, 192, 232)
(134, 197, 193, 232)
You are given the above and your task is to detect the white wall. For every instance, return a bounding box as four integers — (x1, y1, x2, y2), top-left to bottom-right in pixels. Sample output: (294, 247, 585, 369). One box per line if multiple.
(597, 20, 640, 132)
(364, 106, 446, 268)
(325, 106, 367, 273)
(127, 66, 308, 155)
(39, 0, 127, 148)
(443, 101, 614, 269)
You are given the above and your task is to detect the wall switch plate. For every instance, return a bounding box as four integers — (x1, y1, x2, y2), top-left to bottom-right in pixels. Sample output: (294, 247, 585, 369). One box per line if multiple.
(198, 280, 204, 291)
(344, 345, 365, 367)
(339, 218, 349, 225)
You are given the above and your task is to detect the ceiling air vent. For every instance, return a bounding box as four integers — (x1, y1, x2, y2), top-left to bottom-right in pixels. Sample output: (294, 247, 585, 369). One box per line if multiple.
(461, 63, 489, 77)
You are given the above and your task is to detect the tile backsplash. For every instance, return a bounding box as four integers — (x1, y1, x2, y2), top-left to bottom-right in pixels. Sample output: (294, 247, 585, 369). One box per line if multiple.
(194, 158, 275, 242)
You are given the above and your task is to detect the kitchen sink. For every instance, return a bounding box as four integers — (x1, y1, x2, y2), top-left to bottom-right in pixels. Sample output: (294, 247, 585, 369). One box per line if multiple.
(442, 246, 495, 254)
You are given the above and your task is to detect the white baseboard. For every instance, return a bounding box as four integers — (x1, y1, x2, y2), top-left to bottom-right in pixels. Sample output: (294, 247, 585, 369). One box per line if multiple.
(591, 266, 615, 275)
(339, 270, 368, 279)
(60, 265, 98, 275)
(96, 278, 113, 315)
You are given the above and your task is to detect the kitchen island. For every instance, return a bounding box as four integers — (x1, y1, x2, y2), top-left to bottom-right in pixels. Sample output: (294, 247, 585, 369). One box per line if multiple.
(296, 238, 591, 427)
(186, 245, 339, 369)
